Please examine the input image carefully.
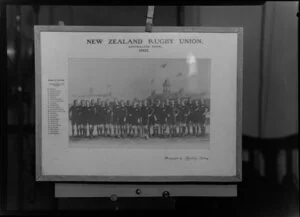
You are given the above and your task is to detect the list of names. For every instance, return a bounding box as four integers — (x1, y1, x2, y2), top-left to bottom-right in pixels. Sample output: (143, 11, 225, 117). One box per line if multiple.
(47, 79, 65, 135)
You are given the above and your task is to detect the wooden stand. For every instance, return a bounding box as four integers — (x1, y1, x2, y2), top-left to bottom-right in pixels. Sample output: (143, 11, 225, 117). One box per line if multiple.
(55, 183, 237, 199)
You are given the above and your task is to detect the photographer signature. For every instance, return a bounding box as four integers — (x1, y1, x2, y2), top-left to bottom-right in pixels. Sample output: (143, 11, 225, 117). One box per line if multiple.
(164, 156, 208, 161)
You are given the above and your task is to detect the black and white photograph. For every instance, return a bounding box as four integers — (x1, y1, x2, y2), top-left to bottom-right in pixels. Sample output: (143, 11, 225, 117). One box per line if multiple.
(35, 27, 243, 182)
(68, 57, 211, 148)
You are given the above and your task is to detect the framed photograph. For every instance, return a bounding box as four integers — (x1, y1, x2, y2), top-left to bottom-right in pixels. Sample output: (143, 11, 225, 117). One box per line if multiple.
(35, 26, 243, 182)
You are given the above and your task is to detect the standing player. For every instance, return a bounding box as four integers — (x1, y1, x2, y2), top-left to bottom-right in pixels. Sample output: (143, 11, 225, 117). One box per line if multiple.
(179, 99, 188, 136)
(118, 101, 127, 137)
(106, 101, 113, 137)
(77, 99, 84, 137)
(98, 100, 106, 136)
(183, 99, 191, 136)
(132, 101, 140, 137)
(127, 101, 135, 137)
(125, 100, 131, 136)
(98, 99, 106, 136)
(113, 100, 121, 137)
(173, 100, 181, 137)
(81, 99, 89, 138)
(103, 100, 110, 136)
(69, 100, 79, 137)
(87, 99, 96, 138)
(128, 101, 139, 137)
(194, 100, 200, 136)
(160, 100, 168, 137)
(95, 98, 101, 136)
(175, 98, 183, 136)
(153, 100, 162, 137)
(117, 100, 123, 138)
(75, 100, 82, 137)
(137, 100, 143, 137)
(158, 100, 166, 137)
(111, 100, 117, 137)
(191, 100, 199, 136)
(170, 100, 177, 137)
(198, 100, 207, 136)
(147, 100, 156, 138)
(165, 99, 172, 137)
(186, 98, 193, 136)
(140, 99, 150, 139)
(178, 99, 184, 136)
(85, 99, 91, 138)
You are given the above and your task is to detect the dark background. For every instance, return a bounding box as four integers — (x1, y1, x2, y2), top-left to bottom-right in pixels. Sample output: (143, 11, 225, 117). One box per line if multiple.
(0, 2, 298, 214)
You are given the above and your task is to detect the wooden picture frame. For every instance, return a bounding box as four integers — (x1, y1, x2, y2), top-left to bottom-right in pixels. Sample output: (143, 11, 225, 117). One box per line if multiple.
(35, 26, 243, 182)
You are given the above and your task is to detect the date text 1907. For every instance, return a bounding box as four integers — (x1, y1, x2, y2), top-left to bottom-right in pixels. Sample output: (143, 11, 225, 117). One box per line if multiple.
(139, 48, 149, 52)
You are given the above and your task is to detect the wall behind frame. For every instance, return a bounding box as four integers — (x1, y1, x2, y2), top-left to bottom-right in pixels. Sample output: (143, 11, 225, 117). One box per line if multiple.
(183, 2, 298, 190)
(184, 3, 298, 139)
(184, 5, 263, 138)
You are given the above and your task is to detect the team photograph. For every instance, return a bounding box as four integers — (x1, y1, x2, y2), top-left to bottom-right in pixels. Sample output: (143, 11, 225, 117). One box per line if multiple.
(68, 57, 211, 148)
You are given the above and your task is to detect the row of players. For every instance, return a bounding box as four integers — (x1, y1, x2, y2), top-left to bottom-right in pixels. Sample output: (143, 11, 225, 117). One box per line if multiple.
(69, 98, 209, 138)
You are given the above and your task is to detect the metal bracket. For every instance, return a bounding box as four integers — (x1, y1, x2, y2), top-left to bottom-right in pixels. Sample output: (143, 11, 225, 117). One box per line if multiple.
(145, 6, 155, 32)
(58, 20, 65, 26)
